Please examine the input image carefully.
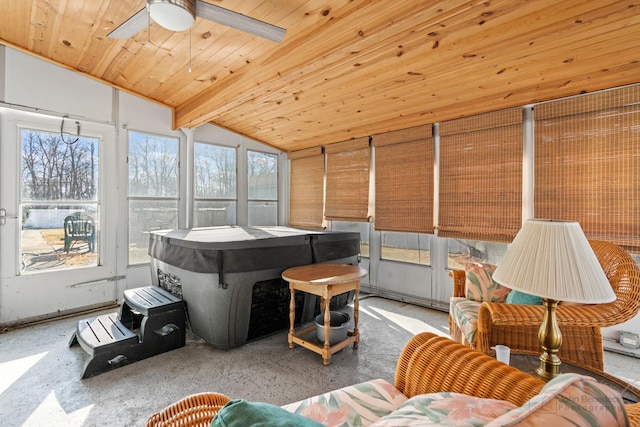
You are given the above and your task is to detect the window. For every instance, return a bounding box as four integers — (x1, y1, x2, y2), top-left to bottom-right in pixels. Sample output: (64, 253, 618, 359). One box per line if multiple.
(194, 142, 237, 227)
(381, 231, 432, 265)
(447, 239, 508, 269)
(128, 131, 179, 265)
(20, 129, 100, 273)
(247, 150, 278, 226)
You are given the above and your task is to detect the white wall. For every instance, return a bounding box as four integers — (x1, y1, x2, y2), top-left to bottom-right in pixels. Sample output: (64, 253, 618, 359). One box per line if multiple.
(3, 47, 112, 122)
(119, 91, 175, 132)
(0, 46, 5, 101)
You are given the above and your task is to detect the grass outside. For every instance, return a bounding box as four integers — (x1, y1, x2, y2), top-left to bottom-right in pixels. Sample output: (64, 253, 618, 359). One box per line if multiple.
(370, 243, 479, 268)
(22, 228, 97, 272)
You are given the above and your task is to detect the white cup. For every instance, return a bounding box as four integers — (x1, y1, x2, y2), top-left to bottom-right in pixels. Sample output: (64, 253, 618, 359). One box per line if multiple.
(494, 345, 510, 365)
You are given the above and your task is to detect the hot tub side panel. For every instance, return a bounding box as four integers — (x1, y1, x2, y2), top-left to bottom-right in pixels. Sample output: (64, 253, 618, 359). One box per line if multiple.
(149, 228, 361, 349)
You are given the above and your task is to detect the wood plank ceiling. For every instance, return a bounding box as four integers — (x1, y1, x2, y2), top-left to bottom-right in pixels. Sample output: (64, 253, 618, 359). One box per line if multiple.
(1, 0, 639, 152)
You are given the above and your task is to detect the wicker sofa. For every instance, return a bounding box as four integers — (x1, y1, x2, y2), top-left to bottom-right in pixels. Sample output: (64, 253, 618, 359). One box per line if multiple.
(146, 332, 640, 426)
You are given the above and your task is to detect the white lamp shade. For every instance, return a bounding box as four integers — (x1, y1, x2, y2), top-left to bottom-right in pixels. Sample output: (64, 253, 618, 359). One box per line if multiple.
(149, 0, 196, 32)
(493, 219, 615, 303)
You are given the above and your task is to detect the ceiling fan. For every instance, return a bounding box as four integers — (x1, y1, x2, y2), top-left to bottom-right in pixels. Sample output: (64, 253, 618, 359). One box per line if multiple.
(108, 0, 286, 43)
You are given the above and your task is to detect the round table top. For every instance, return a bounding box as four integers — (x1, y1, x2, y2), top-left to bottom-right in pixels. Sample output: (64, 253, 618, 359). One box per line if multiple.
(508, 352, 640, 404)
(282, 263, 367, 285)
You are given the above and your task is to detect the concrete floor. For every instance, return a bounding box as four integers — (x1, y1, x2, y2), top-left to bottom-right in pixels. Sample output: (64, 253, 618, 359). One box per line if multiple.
(1, 295, 638, 427)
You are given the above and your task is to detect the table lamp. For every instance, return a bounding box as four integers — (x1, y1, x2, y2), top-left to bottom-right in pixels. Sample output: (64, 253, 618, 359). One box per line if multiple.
(492, 219, 615, 380)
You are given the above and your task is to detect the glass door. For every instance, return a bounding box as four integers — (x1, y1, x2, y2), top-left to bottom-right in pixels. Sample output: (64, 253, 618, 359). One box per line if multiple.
(0, 110, 117, 325)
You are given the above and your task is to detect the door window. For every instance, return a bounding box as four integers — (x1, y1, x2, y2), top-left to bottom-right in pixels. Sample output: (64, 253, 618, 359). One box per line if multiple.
(20, 129, 100, 273)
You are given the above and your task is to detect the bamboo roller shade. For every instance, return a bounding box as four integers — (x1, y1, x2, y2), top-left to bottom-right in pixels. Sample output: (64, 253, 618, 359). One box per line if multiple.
(534, 85, 640, 251)
(440, 107, 523, 135)
(373, 124, 434, 233)
(439, 108, 523, 242)
(324, 137, 371, 222)
(289, 147, 325, 229)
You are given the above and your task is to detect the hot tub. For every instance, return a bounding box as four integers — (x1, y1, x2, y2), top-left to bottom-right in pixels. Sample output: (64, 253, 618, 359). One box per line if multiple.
(148, 226, 360, 349)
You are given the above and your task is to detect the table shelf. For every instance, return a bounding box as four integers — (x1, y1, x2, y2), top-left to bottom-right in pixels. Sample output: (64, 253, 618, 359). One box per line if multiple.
(290, 323, 358, 360)
(282, 264, 367, 365)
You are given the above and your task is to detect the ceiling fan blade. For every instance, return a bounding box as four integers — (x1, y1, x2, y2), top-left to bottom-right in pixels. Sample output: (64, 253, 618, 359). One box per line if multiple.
(195, 0, 286, 43)
(108, 7, 151, 39)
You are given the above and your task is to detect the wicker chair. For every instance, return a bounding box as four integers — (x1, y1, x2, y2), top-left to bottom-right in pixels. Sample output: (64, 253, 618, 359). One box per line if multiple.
(146, 392, 231, 427)
(449, 239, 640, 370)
(395, 333, 640, 425)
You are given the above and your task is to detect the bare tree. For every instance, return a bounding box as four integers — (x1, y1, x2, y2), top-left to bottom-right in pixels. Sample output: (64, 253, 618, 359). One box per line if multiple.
(247, 151, 277, 199)
(21, 130, 98, 201)
(194, 144, 236, 198)
(128, 133, 178, 197)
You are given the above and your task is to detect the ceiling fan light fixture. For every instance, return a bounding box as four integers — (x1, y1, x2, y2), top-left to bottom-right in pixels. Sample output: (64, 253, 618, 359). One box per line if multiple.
(148, 0, 196, 32)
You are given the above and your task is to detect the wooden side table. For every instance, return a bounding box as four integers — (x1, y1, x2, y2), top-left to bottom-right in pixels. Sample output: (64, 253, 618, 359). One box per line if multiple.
(282, 263, 367, 365)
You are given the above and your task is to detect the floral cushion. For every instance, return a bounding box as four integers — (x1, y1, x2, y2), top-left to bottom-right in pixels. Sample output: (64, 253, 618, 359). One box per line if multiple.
(485, 373, 630, 426)
(464, 263, 510, 303)
(450, 297, 481, 345)
(282, 378, 408, 427)
(370, 393, 517, 426)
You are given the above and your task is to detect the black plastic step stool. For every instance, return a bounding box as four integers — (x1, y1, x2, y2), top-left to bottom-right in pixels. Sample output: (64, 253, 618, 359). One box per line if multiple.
(69, 286, 186, 379)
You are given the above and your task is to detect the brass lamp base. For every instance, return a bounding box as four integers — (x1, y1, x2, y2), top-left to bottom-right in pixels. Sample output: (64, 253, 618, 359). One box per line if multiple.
(531, 298, 562, 381)
(530, 357, 561, 381)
